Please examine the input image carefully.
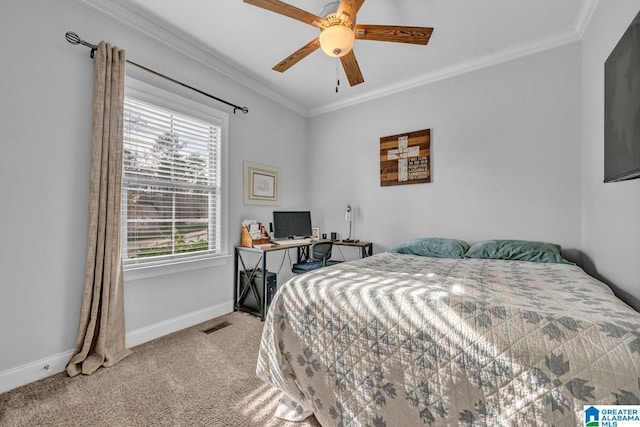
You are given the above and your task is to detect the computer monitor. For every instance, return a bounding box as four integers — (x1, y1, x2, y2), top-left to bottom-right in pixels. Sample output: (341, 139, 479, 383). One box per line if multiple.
(272, 211, 312, 240)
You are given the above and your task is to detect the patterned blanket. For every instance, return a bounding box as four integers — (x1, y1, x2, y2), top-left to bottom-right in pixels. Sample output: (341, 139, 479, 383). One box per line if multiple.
(256, 253, 640, 426)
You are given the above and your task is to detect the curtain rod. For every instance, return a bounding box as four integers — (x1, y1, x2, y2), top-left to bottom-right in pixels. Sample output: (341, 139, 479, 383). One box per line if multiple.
(65, 31, 249, 114)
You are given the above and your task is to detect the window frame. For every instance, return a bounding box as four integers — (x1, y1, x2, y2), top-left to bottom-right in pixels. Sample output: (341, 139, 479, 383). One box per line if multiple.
(122, 76, 229, 280)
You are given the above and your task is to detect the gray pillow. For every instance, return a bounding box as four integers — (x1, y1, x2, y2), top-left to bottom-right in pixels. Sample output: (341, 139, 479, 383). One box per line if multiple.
(464, 239, 573, 264)
(389, 237, 470, 259)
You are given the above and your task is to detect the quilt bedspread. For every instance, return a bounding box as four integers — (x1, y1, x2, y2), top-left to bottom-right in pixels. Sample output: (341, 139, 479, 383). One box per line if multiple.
(256, 253, 640, 426)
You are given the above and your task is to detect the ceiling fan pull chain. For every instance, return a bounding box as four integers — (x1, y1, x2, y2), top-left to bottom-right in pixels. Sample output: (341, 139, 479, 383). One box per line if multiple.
(336, 58, 340, 93)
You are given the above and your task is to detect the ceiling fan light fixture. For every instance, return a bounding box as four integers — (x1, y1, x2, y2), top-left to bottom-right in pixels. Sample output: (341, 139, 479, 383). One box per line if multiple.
(319, 25, 355, 57)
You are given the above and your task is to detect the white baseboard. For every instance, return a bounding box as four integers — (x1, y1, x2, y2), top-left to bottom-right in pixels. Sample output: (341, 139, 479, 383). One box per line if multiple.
(0, 350, 75, 395)
(125, 301, 231, 348)
(0, 301, 232, 394)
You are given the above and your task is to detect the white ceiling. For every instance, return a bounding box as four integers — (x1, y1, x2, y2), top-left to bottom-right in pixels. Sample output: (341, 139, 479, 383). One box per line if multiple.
(84, 0, 597, 116)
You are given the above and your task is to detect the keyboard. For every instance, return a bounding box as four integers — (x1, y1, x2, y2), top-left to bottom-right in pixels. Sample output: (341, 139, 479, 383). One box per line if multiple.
(272, 238, 311, 246)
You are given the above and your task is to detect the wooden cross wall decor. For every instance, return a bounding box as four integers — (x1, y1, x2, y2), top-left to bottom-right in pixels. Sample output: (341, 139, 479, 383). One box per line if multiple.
(380, 129, 431, 186)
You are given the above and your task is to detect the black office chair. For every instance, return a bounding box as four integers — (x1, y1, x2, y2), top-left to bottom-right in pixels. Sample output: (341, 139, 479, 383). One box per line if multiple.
(292, 242, 338, 274)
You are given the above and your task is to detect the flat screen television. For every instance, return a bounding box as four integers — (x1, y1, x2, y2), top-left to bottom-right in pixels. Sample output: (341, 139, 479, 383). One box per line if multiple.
(272, 211, 312, 240)
(604, 9, 640, 183)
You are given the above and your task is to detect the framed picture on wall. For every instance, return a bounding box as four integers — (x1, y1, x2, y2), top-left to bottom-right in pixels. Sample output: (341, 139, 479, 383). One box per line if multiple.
(243, 161, 280, 205)
(380, 128, 431, 186)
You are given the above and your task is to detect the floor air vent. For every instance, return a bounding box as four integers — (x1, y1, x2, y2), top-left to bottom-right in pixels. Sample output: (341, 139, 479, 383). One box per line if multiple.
(203, 321, 232, 334)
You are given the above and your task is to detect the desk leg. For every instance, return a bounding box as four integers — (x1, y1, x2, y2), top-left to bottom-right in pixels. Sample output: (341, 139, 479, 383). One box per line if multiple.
(261, 252, 267, 321)
(361, 243, 373, 258)
(233, 248, 238, 312)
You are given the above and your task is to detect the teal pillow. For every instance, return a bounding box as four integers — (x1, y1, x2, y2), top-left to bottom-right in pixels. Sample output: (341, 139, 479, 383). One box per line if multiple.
(464, 239, 573, 264)
(389, 237, 470, 259)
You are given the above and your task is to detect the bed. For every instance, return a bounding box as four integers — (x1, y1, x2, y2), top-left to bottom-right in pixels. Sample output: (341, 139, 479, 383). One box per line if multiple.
(256, 239, 640, 426)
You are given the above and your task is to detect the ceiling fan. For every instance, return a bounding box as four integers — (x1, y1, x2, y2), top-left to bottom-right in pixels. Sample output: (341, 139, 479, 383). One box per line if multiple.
(243, 0, 433, 87)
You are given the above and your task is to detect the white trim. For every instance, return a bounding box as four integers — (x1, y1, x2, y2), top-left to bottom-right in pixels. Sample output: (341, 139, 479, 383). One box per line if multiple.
(0, 303, 233, 394)
(124, 254, 231, 281)
(78, 0, 596, 118)
(574, 0, 600, 38)
(0, 350, 74, 394)
(308, 30, 581, 117)
(125, 76, 226, 125)
(125, 301, 232, 348)
(77, 0, 308, 116)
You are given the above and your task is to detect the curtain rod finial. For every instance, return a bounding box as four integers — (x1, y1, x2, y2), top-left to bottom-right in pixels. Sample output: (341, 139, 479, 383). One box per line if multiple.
(65, 30, 97, 56)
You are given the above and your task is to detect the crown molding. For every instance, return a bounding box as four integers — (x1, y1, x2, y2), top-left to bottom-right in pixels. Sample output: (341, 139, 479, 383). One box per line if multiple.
(309, 30, 581, 117)
(77, 0, 594, 119)
(76, 0, 309, 117)
(574, 0, 600, 38)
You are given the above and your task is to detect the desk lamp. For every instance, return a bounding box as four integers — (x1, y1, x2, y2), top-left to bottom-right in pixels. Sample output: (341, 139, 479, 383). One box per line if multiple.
(344, 204, 354, 242)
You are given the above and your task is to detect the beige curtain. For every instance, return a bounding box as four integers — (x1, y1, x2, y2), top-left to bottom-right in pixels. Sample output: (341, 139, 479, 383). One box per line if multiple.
(67, 42, 131, 376)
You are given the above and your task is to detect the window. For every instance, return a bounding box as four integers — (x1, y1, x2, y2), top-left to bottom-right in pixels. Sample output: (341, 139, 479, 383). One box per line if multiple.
(121, 79, 227, 272)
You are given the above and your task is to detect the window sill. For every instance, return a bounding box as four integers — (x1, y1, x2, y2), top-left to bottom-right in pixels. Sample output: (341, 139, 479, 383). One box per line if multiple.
(123, 254, 230, 281)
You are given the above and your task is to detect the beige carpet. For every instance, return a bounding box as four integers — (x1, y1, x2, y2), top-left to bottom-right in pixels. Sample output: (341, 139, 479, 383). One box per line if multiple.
(0, 312, 321, 427)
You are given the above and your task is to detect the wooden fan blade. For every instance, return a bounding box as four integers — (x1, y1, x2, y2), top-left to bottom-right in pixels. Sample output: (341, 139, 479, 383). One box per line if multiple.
(355, 24, 433, 45)
(244, 0, 326, 28)
(340, 50, 364, 86)
(272, 38, 321, 72)
(337, 0, 365, 22)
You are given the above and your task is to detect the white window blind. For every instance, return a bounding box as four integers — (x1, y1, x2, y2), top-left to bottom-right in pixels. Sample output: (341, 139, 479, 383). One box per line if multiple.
(122, 96, 222, 267)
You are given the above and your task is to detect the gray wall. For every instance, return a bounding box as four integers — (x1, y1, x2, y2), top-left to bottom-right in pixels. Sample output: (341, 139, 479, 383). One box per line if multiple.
(0, 0, 307, 391)
(307, 44, 583, 260)
(581, 0, 640, 310)
(2, 0, 639, 394)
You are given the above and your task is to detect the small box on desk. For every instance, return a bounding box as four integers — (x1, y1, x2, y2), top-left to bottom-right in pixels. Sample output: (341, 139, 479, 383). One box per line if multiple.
(237, 269, 277, 313)
(240, 226, 270, 248)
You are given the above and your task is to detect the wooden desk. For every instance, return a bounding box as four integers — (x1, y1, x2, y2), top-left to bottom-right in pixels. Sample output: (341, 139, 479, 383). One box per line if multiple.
(233, 240, 373, 320)
(332, 240, 373, 259)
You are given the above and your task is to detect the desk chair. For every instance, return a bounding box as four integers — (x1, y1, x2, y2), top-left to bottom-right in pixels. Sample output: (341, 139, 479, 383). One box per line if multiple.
(292, 242, 338, 274)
